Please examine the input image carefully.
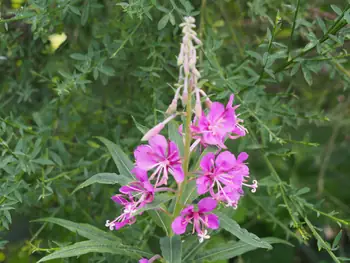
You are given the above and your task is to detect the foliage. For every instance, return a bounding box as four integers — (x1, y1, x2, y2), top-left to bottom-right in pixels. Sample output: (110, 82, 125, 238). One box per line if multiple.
(1, 0, 350, 262)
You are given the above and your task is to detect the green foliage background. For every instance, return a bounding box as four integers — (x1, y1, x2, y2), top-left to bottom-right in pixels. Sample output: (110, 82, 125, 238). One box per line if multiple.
(0, 0, 350, 262)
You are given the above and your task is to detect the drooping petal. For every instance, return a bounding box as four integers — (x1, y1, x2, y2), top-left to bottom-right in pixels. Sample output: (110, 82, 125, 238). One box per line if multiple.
(113, 220, 129, 230)
(139, 259, 149, 263)
(119, 183, 143, 194)
(198, 197, 217, 213)
(215, 151, 236, 171)
(111, 195, 129, 205)
(172, 216, 188, 234)
(226, 94, 234, 109)
(134, 145, 158, 170)
(237, 152, 249, 163)
(132, 167, 149, 182)
(206, 214, 219, 229)
(149, 135, 168, 158)
(200, 152, 215, 172)
(169, 164, 184, 183)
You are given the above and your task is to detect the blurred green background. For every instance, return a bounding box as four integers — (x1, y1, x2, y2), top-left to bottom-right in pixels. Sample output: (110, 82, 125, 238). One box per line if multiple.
(0, 0, 349, 262)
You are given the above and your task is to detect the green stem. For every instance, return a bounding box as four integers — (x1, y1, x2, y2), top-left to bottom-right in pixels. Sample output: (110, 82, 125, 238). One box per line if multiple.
(172, 76, 192, 233)
(288, 0, 301, 54)
(305, 204, 349, 226)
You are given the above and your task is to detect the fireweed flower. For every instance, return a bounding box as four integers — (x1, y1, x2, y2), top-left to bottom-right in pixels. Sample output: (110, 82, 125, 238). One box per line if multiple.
(119, 167, 155, 207)
(188, 94, 247, 150)
(172, 197, 219, 243)
(139, 255, 161, 263)
(196, 151, 257, 208)
(105, 195, 138, 230)
(134, 135, 184, 186)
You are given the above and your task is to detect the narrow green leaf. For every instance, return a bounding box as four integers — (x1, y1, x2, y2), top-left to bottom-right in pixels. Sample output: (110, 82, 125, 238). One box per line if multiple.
(99, 65, 115, 76)
(38, 240, 152, 262)
(147, 209, 172, 236)
(216, 211, 272, 249)
(168, 122, 184, 156)
(160, 235, 182, 263)
(158, 14, 169, 30)
(332, 230, 342, 249)
(137, 194, 175, 215)
(33, 218, 120, 243)
(72, 173, 131, 194)
(132, 116, 148, 134)
(96, 137, 135, 180)
(70, 53, 86, 60)
(81, 1, 90, 25)
(302, 66, 313, 86)
(331, 5, 342, 16)
(194, 237, 292, 262)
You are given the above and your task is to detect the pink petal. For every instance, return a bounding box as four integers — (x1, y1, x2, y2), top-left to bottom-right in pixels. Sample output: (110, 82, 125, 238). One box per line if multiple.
(134, 145, 157, 170)
(149, 135, 168, 158)
(114, 220, 129, 230)
(237, 152, 249, 163)
(200, 152, 215, 172)
(198, 197, 217, 213)
(139, 259, 149, 263)
(181, 205, 194, 216)
(111, 195, 128, 205)
(169, 164, 184, 183)
(206, 214, 219, 229)
(215, 151, 235, 170)
(208, 102, 225, 122)
(226, 94, 234, 109)
(171, 216, 188, 234)
(132, 167, 149, 182)
(119, 183, 142, 194)
(196, 176, 210, 195)
(168, 141, 180, 158)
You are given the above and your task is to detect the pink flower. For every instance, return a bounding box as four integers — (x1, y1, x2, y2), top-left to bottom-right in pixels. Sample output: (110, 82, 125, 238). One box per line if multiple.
(105, 195, 137, 230)
(134, 135, 184, 186)
(196, 151, 257, 208)
(172, 197, 219, 243)
(139, 255, 161, 263)
(189, 95, 247, 149)
(119, 167, 155, 207)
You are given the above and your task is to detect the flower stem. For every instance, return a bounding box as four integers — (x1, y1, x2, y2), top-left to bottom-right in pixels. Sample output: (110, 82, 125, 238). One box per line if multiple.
(172, 75, 193, 233)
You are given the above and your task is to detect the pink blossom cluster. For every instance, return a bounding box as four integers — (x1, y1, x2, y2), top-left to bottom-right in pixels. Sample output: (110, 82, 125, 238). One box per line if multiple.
(105, 16, 258, 262)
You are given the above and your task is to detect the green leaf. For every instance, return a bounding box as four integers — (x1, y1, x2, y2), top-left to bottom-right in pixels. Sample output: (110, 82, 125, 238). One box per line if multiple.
(33, 218, 121, 243)
(148, 208, 172, 236)
(96, 137, 135, 180)
(69, 5, 81, 16)
(302, 66, 313, 86)
(137, 194, 175, 215)
(332, 230, 342, 249)
(331, 5, 342, 16)
(194, 237, 292, 262)
(158, 14, 169, 30)
(168, 122, 184, 156)
(132, 116, 148, 134)
(160, 235, 182, 263)
(31, 158, 55, 166)
(81, 1, 90, 25)
(38, 240, 152, 262)
(72, 173, 131, 194)
(70, 53, 86, 60)
(99, 65, 115, 76)
(216, 211, 272, 249)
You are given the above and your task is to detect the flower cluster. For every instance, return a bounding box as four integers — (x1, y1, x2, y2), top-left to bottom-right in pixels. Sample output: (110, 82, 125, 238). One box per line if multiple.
(105, 17, 258, 262)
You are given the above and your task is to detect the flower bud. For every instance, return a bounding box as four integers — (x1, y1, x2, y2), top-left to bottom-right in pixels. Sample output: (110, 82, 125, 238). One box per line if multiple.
(141, 123, 165, 141)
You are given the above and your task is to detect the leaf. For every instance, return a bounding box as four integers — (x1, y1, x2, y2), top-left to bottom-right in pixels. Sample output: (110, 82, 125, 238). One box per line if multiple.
(96, 137, 135, 180)
(302, 66, 313, 86)
(158, 14, 169, 30)
(33, 218, 120, 243)
(132, 116, 148, 134)
(147, 209, 172, 236)
(72, 173, 131, 194)
(332, 230, 342, 249)
(70, 53, 86, 60)
(137, 194, 175, 215)
(331, 5, 342, 16)
(216, 211, 272, 249)
(168, 122, 184, 156)
(194, 237, 292, 262)
(31, 158, 55, 166)
(81, 1, 90, 25)
(99, 65, 115, 76)
(160, 235, 182, 263)
(69, 5, 81, 16)
(38, 240, 152, 262)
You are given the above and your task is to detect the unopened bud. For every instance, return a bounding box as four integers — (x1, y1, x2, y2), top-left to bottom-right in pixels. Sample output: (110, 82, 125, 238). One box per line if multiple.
(195, 101, 202, 118)
(205, 98, 212, 108)
(141, 123, 165, 141)
(166, 100, 178, 115)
